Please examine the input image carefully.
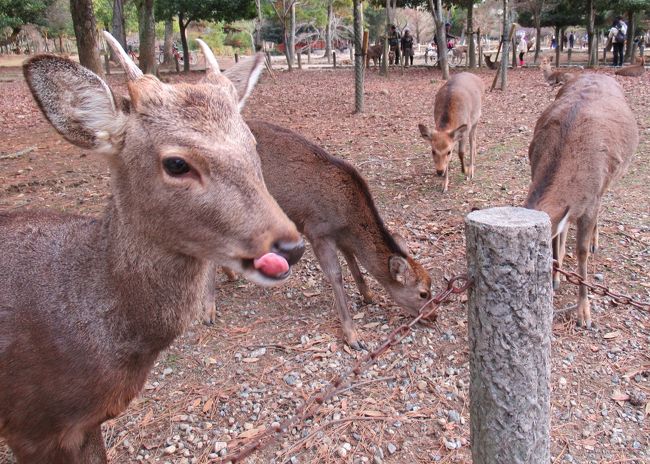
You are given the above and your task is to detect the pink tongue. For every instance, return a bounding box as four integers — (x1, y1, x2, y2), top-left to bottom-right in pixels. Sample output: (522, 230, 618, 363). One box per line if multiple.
(253, 253, 289, 277)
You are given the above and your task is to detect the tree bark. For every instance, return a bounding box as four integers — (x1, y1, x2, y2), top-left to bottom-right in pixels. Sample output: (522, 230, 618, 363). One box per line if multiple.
(179, 13, 191, 73)
(625, 10, 635, 61)
(163, 19, 174, 64)
(325, 1, 333, 63)
(499, 0, 508, 90)
(534, 15, 541, 64)
(353, 0, 364, 113)
(255, 0, 263, 51)
(466, 207, 552, 464)
(136, 0, 156, 74)
(111, 0, 127, 50)
(69, 0, 104, 77)
(586, 0, 597, 68)
(288, 1, 296, 65)
(554, 25, 560, 69)
(467, 0, 475, 68)
(430, 0, 449, 80)
(381, 0, 389, 76)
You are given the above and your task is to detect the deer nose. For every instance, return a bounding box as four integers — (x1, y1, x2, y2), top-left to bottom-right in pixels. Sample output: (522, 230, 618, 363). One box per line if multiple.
(272, 238, 305, 266)
(436, 169, 445, 176)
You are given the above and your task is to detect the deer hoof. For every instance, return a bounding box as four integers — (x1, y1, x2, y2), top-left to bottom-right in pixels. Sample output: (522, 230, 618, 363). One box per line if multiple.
(347, 335, 368, 351)
(203, 302, 217, 326)
(362, 292, 376, 305)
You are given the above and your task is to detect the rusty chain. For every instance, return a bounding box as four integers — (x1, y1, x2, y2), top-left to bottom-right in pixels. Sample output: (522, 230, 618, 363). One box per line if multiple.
(552, 260, 650, 310)
(217, 274, 472, 463)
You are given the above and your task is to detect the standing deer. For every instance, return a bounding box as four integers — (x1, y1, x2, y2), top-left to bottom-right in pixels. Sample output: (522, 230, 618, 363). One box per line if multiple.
(418, 72, 484, 192)
(366, 43, 384, 68)
(525, 73, 638, 328)
(0, 34, 304, 463)
(205, 121, 432, 350)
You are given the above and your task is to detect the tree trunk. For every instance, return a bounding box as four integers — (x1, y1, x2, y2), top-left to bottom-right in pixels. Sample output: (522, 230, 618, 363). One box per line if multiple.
(136, 0, 156, 74)
(0, 27, 21, 48)
(468, 0, 475, 68)
(325, 1, 333, 63)
(69, 0, 104, 77)
(255, 0, 263, 51)
(163, 19, 174, 64)
(353, 0, 364, 113)
(586, 0, 597, 68)
(430, 0, 449, 80)
(111, 0, 127, 50)
(289, 2, 296, 65)
(179, 14, 191, 73)
(534, 17, 541, 64)
(554, 26, 560, 69)
(59, 35, 64, 54)
(381, 0, 389, 76)
(625, 10, 635, 61)
(499, 0, 508, 90)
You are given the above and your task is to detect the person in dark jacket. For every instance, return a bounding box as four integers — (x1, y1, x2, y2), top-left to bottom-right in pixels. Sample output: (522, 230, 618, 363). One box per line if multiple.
(401, 29, 414, 66)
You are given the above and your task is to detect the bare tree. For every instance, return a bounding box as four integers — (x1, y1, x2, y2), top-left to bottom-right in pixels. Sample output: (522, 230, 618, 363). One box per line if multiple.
(428, 0, 449, 79)
(69, 0, 104, 77)
(396, 7, 434, 45)
(162, 18, 174, 65)
(325, 0, 334, 62)
(111, 0, 127, 50)
(269, 0, 297, 70)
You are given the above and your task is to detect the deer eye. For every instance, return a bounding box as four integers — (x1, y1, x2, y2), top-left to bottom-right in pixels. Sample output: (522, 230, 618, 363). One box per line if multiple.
(419, 291, 430, 300)
(163, 157, 191, 176)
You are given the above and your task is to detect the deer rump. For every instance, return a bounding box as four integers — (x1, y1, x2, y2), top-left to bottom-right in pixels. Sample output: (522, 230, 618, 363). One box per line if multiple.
(525, 73, 638, 328)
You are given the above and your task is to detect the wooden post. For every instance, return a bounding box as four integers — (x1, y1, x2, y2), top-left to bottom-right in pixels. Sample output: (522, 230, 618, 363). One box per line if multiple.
(234, 52, 239, 63)
(333, 51, 337, 68)
(104, 52, 111, 75)
(567, 47, 572, 66)
(297, 50, 302, 69)
(465, 207, 553, 464)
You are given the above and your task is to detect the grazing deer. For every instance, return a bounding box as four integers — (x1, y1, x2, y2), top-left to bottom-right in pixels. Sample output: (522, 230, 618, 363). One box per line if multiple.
(0, 34, 304, 463)
(366, 43, 384, 68)
(418, 72, 484, 193)
(525, 74, 638, 328)
(205, 121, 432, 350)
(540, 56, 574, 85)
(451, 45, 467, 66)
(615, 56, 645, 76)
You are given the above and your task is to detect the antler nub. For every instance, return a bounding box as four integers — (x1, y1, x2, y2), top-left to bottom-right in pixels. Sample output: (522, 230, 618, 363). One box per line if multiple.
(102, 31, 143, 81)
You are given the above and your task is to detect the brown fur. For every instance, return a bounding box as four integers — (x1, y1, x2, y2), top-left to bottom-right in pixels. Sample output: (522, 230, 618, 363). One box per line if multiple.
(418, 72, 484, 192)
(540, 56, 575, 85)
(525, 73, 638, 328)
(615, 56, 646, 76)
(0, 40, 303, 462)
(206, 122, 432, 349)
(451, 45, 467, 65)
(366, 43, 384, 68)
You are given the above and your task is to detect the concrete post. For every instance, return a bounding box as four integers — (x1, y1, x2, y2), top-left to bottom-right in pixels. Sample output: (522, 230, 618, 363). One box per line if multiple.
(465, 207, 553, 464)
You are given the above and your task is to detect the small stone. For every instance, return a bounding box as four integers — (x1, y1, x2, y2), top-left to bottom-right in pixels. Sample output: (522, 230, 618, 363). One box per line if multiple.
(249, 347, 267, 358)
(443, 438, 457, 450)
(213, 442, 227, 453)
(338, 447, 348, 458)
(447, 410, 461, 423)
(342, 442, 352, 451)
(559, 377, 567, 387)
(437, 418, 447, 426)
(594, 273, 604, 282)
(564, 454, 574, 462)
(417, 380, 427, 391)
(601, 409, 609, 417)
(163, 445, 176, 455)
(387, 443, 397, 455)
(284, 373, 298, 386)
(163, 367, 173, 376)
(290, 456, 299, 464)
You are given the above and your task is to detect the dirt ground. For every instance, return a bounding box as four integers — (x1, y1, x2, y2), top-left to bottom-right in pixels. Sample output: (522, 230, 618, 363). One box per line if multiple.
(1, 58, 649, 464)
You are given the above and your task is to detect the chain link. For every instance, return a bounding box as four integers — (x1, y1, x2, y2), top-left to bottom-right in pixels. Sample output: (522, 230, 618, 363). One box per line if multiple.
(218, 274, 472, 463)
(552, 260, 650, 310)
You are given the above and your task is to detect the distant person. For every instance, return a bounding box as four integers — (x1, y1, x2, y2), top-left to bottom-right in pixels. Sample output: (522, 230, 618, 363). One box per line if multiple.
(388, 25, 401, 65)
(551, 36, 557, 49)
(609, 16, 627, 66)
(401, 29, 414, 67)
(517, 35, 527, 66)
(638, 34, 645, 58)
(569, 31, 575, 49)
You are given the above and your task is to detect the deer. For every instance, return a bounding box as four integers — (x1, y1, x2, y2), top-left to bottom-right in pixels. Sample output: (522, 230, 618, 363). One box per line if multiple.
(418, 72, 484, 193)
(0, 33, 305, 463)
(540, 56, 575, 86)
(451, 45, 467, 66)
(525, 73, 638, 329)
(366, 42, 384, 68)
(615, 56, 645, 77)
(204, 121, 433, 350)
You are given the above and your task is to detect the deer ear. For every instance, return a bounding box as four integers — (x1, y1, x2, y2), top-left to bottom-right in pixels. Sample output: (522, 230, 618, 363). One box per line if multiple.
(223, 53, 266, 110)
(418, 123, 433, 140)
(449, 124, 468, 141)
(389, 255, 412, 285)
(23, 55, 126, 154)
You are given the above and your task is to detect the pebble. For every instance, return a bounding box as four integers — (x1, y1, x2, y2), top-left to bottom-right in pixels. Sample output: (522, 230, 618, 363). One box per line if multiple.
(284, 373, 298, 386)
(387, 442, 397, 454)
(213, 442, 227, 453)
(447, 410, 461, 423)
(417, 380, 427, 391)
(163, 445, 176, 455)
(249, 347, 266, 358)
(162, 367, 173, 376)
(337, 446, 348, 458)
(594, 273, 604, 282)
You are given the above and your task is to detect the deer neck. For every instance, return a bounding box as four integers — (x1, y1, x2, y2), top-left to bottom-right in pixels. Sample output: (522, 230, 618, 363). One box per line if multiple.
(344, 220, 395, 282)
(101, 200, 209, 353)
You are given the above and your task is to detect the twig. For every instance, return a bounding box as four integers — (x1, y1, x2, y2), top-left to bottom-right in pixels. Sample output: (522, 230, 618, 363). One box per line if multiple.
(0, 146, 36, 160)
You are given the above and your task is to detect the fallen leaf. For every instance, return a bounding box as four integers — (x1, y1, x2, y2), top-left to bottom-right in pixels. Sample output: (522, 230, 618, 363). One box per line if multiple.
(140, 409, 154, 427)
(610, 391, 630, 402)
(242, 357, 259, 363)
(603, 330, 620, 339)
(361, 410, 385, 417)
(203, 398, 214, 413)
(353, 312, 365, 320)
(237, 425, 266, 439)
(303, 291, 320, 297)
(363, 322, 380, 329)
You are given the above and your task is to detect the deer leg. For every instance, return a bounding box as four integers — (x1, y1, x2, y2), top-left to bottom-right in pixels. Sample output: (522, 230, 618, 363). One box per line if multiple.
(202, 264, 217, 325)
(458, 137, 467, 178)
(342, 249, 375, 304)
(469, 125, 477, 180)
(12, 427, 107, 464)
(311, 238, 364, 350)
(222, 266, 237, 281)
(590, 220, 599, 254)
(77, 426, 108, 464)
(575, 216, 595, 329)
(553, 227, 569, 290)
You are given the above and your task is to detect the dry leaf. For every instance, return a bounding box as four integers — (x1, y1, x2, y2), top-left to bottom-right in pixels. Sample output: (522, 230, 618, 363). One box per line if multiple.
(363, 322, 380, 329)
(361, 410, 385, 417)
(243, 357, 259, 363)
(603, 330, 620, 339)
(203, 398, 214, 413)
(303, 291, 320, 297)
(353, 312, 365, 320)
(192, 398, 201, 409)
(140, 409, 154, 427)
(610, 391, 630, 402)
